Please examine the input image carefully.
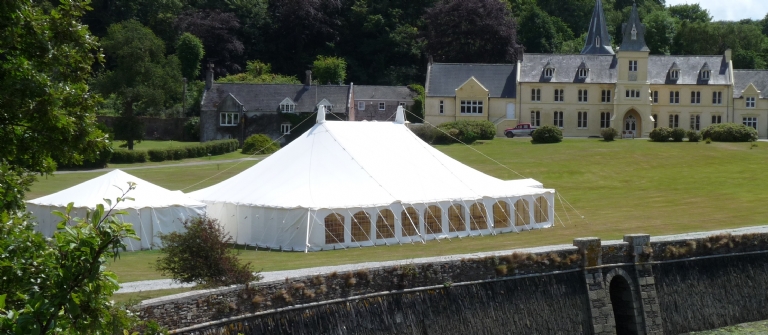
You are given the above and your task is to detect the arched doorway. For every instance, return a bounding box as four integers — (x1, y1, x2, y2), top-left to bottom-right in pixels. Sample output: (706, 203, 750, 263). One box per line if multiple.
(609, 275, 639, 335)
(622, 110, 643, 138)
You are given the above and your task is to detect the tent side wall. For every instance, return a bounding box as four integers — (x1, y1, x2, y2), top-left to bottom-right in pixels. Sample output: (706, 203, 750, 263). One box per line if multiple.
(204, 202, 310, 251)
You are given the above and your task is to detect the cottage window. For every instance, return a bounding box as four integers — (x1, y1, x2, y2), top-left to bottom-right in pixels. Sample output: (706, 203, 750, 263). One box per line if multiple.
(469, 203, 488, 231)
(712, 92, 722, 105)
(280, 123, 291, 134)
(578, 89, 588, 102)
(531, 88, 541, 102)
(439, 100, 444, 114)
(690, 114, 700, 131)
(324, 213, 345, 245)
(553, 111, 564, 128)
(530, 110, 541, 127)
(743, 117, 758, 130)
(554, 89, 564, 102)
(602, 89, 611, 103)
(711, 115, 722, 124)
(669, 91, 680, 104)
(493, 201, 510, 228)
(399, 102, 406, 108)
(691, 91, 701, 104)
(460, 100, 483, 114)
(448, 204, 465, 232)
(378, 102, 385, 110)
(351, 211, 371, 242)
(358, 101, 365, 110)
(669, 114, 679, 128)
(629, 60, 638, 72)
(219, 112, 239, 126)
(424, 206, 442, 234)
(375, 209, 395, 239)
(600, 112, 611, 128)
(578, 111, 588, 129)
(746, 97, 756, 108)
(401, 207, 419, 237)
(280, 102, 295, 113)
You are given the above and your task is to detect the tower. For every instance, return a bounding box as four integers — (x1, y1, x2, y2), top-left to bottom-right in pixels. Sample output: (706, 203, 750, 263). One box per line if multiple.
(581, 0, 614, 55)
(615, 3, 652, 138)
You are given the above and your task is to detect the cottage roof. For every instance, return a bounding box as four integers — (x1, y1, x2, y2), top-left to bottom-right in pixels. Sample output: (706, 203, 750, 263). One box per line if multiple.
(520, 54, 617, 83)
(733, 70, 768, 98)
(426, 63, 517, 98)
(647, 56, 730, 85)
(354, 85, 416, 101)
(201, 83, 350, 113)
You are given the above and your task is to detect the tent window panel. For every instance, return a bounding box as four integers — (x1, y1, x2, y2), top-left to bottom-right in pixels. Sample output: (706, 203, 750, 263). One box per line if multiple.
(351, 211, 371, 242)
(469, 203, 488, 230)
(324, 213, 345, 244)
(424, 206, 442, 234)
(376, 209, 395, 239)
(401, 207, 419, 237)
(534, 196, 549, 223)
(493, 201, 511, 228)
(514, 200, 530, 226)
(448, 204, 465, 232)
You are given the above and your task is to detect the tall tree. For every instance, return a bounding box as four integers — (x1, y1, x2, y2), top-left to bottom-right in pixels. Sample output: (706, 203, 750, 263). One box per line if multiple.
(535, 0, 593, 37)
(94, 20, 183, 149)
(668, 3, 711, 23)
(313, 56, 348, 84)
(518, 5, 575, 53)
(424, 0, 520, 63)
(0, 0, 107, 211)
(175, 9, 244, 75)
(643, 9, 677, 55)
(177, 32, 205, 80)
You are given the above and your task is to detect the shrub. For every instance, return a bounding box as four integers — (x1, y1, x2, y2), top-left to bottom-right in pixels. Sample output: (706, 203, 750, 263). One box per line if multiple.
(110, 149, 148, 164)
(531, 125, 563, 143)
(183, 117, 200, 141)
(687, 130, 701, 142)
(155, 216, 261, 288)
(410, 125, 450, 144)
(649, 127, 672, 142)
(147, 149, 168, 162)
(670, 127, 686, 142)
(600, 127, 619, 141)
(242, 134, 280, 155)
(435, 120, 496, 144)
(700, 123, 758, 142)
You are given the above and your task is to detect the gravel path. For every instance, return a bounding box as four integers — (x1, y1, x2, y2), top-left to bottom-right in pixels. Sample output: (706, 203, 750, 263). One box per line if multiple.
(116, 225, 768, 294)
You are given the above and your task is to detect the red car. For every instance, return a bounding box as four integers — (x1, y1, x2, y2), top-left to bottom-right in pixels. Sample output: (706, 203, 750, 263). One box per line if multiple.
(504, 123, 536, 138)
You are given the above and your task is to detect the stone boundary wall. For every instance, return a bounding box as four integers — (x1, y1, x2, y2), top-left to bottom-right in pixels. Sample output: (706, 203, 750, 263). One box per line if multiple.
(139, 226, 768, 334)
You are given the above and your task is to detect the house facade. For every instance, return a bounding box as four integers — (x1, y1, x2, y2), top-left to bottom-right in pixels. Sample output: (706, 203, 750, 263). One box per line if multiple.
(425, 1, 768, 138)
(200, 71, 417, 144)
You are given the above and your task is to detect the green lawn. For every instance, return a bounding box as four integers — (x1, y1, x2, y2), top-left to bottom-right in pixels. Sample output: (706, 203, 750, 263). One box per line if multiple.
(28, 138, 768, 283)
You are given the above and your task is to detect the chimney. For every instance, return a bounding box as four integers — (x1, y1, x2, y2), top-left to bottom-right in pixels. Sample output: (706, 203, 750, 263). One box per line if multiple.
(724, 49, 732, 63)
(205, 63, 214, 90)
(305, 70, 312, 86)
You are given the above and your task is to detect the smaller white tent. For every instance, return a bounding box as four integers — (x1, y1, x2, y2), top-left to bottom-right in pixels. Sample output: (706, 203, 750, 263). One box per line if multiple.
(26, 169, 206, 250)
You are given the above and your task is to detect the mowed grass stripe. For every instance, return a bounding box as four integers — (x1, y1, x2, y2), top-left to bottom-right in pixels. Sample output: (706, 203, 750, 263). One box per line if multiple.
(26, 138, 768, 282)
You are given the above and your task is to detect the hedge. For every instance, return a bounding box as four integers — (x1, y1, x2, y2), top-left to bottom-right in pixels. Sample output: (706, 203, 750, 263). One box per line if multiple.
(700, 123, 758, 142)
(649, 127, 672, 142)
(412, 120, 495, 144)
(109, 139, 239, 164)
(531, 125, 563, 143)
(56, 147, 113, 169)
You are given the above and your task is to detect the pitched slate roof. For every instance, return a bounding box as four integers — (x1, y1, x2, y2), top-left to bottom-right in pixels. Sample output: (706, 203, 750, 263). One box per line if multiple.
(520, 54, 617, 83)
(426, 63, 516, 98)
(733, 70, 768, 98)
(582, 0, 614, 55)
(619, 4, 650, 52)
(354, 85, 416, 101)
(647, 56, 730, 85)
(201, 83, 350, 113)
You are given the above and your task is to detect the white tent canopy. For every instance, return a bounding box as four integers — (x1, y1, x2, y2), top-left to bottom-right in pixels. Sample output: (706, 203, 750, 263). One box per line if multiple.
(27, 169, 206, 250)
(190, 107, 555, 251)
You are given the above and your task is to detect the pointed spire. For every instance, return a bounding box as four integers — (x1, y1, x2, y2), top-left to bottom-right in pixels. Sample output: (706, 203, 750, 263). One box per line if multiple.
(581, 0, 614, 55)
(619, 3, 650, 52)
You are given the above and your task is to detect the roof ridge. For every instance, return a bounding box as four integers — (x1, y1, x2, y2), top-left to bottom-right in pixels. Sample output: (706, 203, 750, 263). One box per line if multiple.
(432, 63, 515, 66)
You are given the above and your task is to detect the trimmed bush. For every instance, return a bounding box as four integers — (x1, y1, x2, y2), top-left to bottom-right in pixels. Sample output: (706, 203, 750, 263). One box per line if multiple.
(700, 123, 758, 142)
(110, 149, 148, 164)
(670, 127, 686, 142)
(147, 149, 168, 162)
(436, 120, 496, 144)
(56, 147, 113, 169)
(687, 130, 701, 142)
(649, 127, 672, 142)
(531, 125, 563, 144)
(600, 127, 619, 141)
(242, 134, 280, 155)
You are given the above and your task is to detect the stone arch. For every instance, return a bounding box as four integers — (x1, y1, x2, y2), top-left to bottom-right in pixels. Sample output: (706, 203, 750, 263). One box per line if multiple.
(621, 109, 643, 139)
(605, 268, 641, 335)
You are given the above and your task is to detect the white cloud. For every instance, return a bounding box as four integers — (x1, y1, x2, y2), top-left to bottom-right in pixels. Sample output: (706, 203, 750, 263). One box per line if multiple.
(665, 0, 767, 21)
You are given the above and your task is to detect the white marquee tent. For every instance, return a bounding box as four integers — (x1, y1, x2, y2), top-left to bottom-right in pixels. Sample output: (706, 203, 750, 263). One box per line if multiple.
(190, 107, 555, 251)
(26, 169, 206, 250)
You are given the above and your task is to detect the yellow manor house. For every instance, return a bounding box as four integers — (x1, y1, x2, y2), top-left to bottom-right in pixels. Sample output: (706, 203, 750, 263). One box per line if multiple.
(425, 1, 768, 139)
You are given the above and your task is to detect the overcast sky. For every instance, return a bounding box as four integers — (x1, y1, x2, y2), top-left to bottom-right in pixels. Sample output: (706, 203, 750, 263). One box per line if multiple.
(665, 0, 767, 21)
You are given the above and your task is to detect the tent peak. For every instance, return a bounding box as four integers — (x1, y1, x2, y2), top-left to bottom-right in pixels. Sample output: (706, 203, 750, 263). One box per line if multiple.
(316, 105, 326, 124)
(394, 106, 405, 124)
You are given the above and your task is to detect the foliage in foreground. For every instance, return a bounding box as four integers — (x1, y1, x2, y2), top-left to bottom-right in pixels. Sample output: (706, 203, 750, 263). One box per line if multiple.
(701, 123, 759, 142)
(532, 125, 563, 144)
(600, 127, 619, 141)
(0, 184, 166, 334)
(155, 216, 260, 288)
(242, 134, 281, 155)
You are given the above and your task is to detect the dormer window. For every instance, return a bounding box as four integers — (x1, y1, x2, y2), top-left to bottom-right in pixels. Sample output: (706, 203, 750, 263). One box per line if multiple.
(699, 63, 711, 81)
(317, 98, 333, 113)
(631, 24, 637, 40)
(701, 70, 710, 80)
(544, 68, 554, 77)
(578, 68, 588, 78)
(595, 36, 601, 46)
(670, 70, 679, 80)
(279, 98, 296, 113)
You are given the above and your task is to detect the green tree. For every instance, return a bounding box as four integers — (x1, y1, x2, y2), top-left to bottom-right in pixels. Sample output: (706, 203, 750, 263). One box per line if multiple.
(643, 9, 677, 55)
(94, 20, 183, 150)
(0, 187, 145, 334)
(217, 60, 301, 84)
(313, 55, 348, 84)
(0, 0, 107, 212)
(668, 3, 711, 23)
(518, 5, 574, 53)
(407, 84, 426, 123)
(176, 33, 205, 80)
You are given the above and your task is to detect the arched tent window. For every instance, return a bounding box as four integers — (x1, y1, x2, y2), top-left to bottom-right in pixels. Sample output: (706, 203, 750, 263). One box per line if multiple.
(534, 196, 549, 223)
(514, 199, 530, 226)
(324, 213, 345, 244)
(376, 209, 395, 239)
(469, 203, 488, 230)
(401, 207, 419, 237)
(351, 211, 371, 242)
(493, 201, 511, 228)
(424, 205, 442, 234)
(448, 204, 465, 232)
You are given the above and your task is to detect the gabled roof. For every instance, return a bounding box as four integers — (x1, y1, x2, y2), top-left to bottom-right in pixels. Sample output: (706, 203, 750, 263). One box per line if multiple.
(647, 56, 730, 85)
(426, 63, 516, 98)
(619, 4, 650, 52)
(733, 70, 768, 98)
(520, 54, 617, 83)
(201, 83, 350, 113)
(354, 85, 416, 101)
(581, 0, 614, 55)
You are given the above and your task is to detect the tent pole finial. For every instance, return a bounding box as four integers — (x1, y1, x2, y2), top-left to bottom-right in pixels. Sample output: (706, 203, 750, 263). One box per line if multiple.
(394, 106, 405, 124)
(316, 105, 326, 124)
